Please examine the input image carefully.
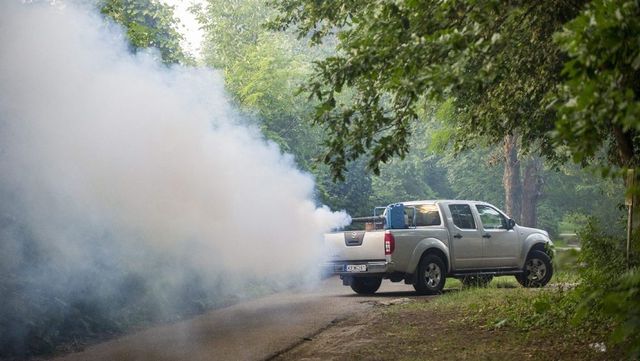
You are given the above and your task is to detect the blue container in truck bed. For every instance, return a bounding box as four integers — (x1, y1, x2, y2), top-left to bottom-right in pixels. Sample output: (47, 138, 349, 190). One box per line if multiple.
(385, 203, 405, 229)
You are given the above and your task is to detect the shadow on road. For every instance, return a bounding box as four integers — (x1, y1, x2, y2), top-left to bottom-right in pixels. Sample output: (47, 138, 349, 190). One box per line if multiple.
(336, 287, 460, 298)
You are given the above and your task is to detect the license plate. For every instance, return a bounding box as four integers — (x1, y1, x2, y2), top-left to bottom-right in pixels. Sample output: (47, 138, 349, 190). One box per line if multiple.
(345, 264, 367, 272)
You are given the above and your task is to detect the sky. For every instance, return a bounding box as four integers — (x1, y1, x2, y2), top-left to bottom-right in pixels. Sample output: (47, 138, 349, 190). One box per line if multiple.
(160, 0, 205, 59)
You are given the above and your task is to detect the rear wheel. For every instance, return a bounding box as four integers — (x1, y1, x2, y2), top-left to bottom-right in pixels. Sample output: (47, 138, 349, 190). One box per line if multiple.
(516, 250, 553, 287)
(413, 254, 446, 295)
(350, 276, 382, 294)
(461, 275, 493, 288)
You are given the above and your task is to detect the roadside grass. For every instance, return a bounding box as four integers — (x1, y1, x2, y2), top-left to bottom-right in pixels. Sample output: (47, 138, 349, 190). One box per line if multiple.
(281, 234, 638, 360)
(376, 272, 623, 361)
(279, 275, 623, 361)
(363, 250, 619, 361)
(278, 248, 629, 361)
(310, 283, 620, 361)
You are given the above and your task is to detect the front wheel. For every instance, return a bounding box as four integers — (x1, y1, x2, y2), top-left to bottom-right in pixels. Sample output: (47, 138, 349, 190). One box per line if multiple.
(413, 254, 446, 295)
(350, 276, 382, 294)
(516, 250, 553, 287)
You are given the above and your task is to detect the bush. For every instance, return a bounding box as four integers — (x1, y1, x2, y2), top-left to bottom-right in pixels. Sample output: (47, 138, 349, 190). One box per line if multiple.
(599, 269, 640, 357)
(496, 220, 639, 357)
(572, 220, 640, 357)
(576, 221, 628, 288)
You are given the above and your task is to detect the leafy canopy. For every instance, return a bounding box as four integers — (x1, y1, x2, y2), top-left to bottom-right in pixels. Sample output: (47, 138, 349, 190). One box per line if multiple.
(270, 0, 582, 179)
(196, 0, 322, 164)
(101, 0, 191, 65)
(552, 0, 640, 172)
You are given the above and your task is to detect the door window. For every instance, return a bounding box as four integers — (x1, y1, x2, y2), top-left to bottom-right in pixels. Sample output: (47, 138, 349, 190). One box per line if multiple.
(448, 204, 476, 229)
(475, 205, 508, 229)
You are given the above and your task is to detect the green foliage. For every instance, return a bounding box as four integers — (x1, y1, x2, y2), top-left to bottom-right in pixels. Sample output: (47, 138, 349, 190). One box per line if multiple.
(439, 149, 504, 207)
(198, 0, 360, 212)
(201, 0, 621, 231)
(571, 220, 640, 356)
(314, 159, 374, 216)
(495, 289, 579, 332)
(101, 0, 191, 65)
(270, 0, 583, 179)
(369, 157, 438, 207)
(367, 121, 451, 208)
(539, 164, 625, 238)
(198, 0, 278, 68)
(197, 0, 323, 163)
(552, 0, 640, 172)
(598, 269, 640, 356)
(576, 221, 629, 287)
(422, 281, 582, 335)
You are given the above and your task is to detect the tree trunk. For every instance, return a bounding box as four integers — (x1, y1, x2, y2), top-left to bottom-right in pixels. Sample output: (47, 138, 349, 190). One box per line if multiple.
(612, 124, 635, 167)
(503, 133, 522, 223)
(521, 156, 544, 227)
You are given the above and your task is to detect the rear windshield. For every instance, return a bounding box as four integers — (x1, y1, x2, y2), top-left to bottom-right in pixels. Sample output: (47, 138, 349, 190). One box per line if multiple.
(413, 204, 441, 226)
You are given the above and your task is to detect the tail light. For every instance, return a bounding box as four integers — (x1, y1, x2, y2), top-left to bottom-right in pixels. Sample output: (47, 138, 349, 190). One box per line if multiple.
(384, 231, 395, 255)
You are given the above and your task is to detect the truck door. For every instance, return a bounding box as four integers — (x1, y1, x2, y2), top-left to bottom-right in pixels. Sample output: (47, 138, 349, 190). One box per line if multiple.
(474, 204, 519, 267)
(447, 204, 484, 269)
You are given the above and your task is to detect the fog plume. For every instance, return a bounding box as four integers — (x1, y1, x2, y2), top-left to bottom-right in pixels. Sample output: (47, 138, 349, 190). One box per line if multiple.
(0, 1, 349, 355)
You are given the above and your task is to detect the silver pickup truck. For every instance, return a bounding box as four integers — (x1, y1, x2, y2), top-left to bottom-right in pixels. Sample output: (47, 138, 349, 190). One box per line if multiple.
(324, 200, 553, 294)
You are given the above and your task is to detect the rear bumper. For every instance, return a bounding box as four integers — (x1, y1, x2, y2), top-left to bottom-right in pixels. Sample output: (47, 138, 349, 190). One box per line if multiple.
(322, 260, 392, 276)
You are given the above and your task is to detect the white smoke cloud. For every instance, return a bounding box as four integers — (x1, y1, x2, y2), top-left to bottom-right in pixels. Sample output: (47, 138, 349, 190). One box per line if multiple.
(0, 0, 350, 326)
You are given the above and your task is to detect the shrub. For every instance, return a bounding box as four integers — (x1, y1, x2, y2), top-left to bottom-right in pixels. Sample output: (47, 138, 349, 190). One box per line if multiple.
(572, 219, 640, 356)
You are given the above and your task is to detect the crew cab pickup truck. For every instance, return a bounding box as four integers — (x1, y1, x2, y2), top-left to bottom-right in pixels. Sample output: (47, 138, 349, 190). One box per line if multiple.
(324, 200, 553, 295)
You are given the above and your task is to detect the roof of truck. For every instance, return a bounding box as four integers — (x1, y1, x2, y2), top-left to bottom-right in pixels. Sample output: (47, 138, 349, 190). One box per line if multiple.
(401, 200, 488, 206)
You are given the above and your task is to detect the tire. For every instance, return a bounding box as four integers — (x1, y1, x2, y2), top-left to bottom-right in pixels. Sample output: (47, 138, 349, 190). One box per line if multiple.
(516, 250, 553, 288)
(413, 254, 446, 295)
(350, 276, 382, 294)
(461, 275, 493, 288)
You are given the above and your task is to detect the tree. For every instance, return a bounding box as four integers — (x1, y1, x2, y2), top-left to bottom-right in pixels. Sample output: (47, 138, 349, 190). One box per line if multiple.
(368, 121, 451, 208)
(196, 0, 378, 214)
(269, 0, 588, 226)
(552, 0, 640, 178)
(101, 0, 191, 65)
(550, 1, 640, 345)
(270, 0, 583, 175)
(196, 0, 316, 156)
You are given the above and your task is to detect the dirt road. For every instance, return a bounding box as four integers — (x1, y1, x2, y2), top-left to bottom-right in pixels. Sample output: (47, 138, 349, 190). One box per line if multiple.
(54, 277, 425, 361)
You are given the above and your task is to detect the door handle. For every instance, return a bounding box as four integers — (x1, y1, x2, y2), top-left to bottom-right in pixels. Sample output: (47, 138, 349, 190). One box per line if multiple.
(453, 233, 462, 239)
(482, 233, 491, 238)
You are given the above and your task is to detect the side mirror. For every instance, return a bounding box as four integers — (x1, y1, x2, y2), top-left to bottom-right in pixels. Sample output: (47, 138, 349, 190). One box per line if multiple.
(507, 218, 516, 230)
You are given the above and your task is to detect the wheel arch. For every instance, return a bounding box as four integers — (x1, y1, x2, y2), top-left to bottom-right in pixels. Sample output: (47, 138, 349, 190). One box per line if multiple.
(529, 242, 547, 254)
(520, 233, 553, 267)
(407, 238, 450, 274)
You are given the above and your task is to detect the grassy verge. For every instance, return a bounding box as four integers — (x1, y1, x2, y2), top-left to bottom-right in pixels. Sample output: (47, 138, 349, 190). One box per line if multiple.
(278, 244, 636, 360)
(383, 278, 620, 360)
(278, 275, 624, 361)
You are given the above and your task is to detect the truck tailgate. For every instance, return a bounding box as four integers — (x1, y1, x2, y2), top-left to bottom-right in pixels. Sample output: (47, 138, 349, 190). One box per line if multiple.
(324, 230, 386, 261)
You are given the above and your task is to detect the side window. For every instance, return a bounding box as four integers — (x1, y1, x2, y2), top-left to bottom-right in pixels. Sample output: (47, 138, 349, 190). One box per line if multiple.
(448, 204, 476, 229)
(414, 204, 441, 226)
(476, 205, 507, 229)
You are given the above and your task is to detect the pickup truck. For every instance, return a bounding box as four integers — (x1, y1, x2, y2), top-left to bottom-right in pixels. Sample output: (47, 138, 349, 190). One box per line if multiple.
(324, 200, 553, 295)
